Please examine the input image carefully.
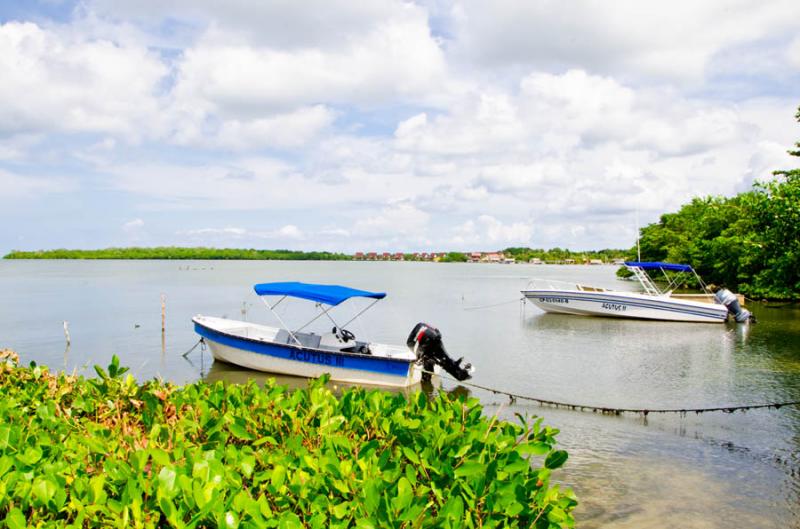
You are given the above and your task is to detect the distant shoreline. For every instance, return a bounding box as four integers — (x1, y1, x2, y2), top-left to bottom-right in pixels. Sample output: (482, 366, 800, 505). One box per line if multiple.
(3, 246, 628, 264)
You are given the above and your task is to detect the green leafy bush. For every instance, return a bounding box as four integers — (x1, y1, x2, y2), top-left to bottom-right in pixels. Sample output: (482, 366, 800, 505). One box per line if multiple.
(0, 350, 576, 528)
(627, 105, 800, 300)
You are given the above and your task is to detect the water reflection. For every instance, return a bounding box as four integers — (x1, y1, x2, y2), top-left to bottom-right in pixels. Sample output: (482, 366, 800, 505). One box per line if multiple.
(202, 358, 478, 404)
(203, 359, 422, 396)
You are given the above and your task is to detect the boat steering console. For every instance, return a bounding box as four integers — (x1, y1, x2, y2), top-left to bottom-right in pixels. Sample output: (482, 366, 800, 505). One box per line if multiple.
(332, 327, 356, 343)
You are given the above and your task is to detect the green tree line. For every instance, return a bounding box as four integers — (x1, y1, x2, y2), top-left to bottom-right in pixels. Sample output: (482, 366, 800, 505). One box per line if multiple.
(3, 247, 351, 261)
(502, 247, 627, 263)
(628, 105, 800, 300)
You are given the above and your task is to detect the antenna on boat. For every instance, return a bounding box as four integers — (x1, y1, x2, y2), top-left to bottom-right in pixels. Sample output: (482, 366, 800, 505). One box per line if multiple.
(635, 208, 641, 262)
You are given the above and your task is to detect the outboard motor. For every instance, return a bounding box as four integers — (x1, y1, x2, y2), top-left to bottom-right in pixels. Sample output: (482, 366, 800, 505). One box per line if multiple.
(712, 287, 755, 323)
(407, 322, 473, 382)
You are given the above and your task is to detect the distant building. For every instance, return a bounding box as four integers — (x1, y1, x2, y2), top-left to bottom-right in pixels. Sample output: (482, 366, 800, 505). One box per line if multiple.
(354, 252, 365, 260)
(564, 258, 575, 264)
(588, 259, 604, 265)
(483, 252, 503, 263)
(367, 252, 377, 261)
(469, 251, 482, 263)
(529, 257, 543, 264)
(394, 252, 404, 261)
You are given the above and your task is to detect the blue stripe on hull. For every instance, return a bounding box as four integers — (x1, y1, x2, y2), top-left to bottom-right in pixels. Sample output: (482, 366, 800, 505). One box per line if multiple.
(523, 290, 727, 320)
(194, 322, 412, 377)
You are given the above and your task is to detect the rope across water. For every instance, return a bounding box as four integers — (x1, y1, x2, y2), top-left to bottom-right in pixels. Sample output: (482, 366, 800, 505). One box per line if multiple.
(426, 370, 800, 416)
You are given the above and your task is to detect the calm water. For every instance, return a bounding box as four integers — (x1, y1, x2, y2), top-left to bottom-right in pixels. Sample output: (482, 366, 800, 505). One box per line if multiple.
(1, 260, 799, 528)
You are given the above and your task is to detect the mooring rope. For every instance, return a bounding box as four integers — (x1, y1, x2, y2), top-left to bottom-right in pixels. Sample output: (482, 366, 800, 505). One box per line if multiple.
(181, 337, 204, 358)
(426, 370, 800, 416)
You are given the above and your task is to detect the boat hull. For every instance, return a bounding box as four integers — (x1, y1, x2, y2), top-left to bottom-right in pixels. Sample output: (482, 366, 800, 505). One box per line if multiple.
(522, 289, 728, 323)
(194, 319, 422, 387)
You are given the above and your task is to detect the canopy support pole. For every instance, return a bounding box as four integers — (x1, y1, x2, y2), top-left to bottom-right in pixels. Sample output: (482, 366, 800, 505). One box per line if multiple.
(261, 298, 302, 347)
(294, 303, 341, 333)
(340, 298, 381, 329)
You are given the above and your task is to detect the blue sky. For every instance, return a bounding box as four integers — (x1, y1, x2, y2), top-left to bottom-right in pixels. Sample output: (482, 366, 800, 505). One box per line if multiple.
(2, 0, 799, 254)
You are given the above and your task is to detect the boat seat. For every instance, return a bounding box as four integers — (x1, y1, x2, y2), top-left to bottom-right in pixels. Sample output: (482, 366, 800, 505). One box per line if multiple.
(273, 329, 322, 349)
(341, 341, 371, 355)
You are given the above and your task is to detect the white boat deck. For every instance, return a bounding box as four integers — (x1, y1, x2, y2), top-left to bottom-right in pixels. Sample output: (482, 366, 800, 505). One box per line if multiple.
(194, 315, 414, 360)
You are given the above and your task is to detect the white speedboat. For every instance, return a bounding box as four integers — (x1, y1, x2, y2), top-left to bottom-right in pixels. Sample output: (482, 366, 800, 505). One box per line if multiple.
(522, 262, 734, 323)
(193, 282, 473, 387)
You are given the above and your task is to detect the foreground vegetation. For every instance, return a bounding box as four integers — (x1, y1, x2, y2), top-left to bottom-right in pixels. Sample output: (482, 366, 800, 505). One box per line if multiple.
(628, 105, 800, 300)
(0, 350, 576, 528)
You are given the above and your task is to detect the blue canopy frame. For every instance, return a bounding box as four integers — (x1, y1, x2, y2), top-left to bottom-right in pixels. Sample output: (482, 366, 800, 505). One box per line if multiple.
(254, 282, 386, 307)
(624, 261, 693, 273)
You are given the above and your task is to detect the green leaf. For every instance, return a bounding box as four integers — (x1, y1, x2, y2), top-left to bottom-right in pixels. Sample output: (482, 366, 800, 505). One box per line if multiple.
(355, 519, 377, 529)
(364, 481, 380, 512)
(402, 446, 420, 465)
(544, 450, 569, 469)
(17, 446, 42, 466)
(517, 441, 550, 455)
(454, 461, 484, 478)
(220, 511, 240, 529)
(4, 508, 26, 529)
(394, 477, 413, 511)
(271, 465, 286, 489)
(0, 426, 10, 450)
(157, 467, 178, 497)
(278, 511, 303, 529)
(228, 421, 253, 441)
(32, 478, 57, 507)
(332, 502, 349, 519)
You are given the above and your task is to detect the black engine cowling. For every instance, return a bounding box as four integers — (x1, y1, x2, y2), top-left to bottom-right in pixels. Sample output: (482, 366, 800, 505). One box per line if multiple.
(406, 322, 473, 382)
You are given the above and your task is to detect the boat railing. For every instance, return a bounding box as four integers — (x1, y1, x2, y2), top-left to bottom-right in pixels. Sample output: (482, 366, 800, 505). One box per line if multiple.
(625, 266, 663, 296)
(523, 278, 607, 292)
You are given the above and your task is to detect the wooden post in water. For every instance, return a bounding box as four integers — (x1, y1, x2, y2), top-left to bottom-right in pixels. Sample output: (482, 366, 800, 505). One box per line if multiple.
(161, 294, 166, 333)
(63, 320, 71, 345)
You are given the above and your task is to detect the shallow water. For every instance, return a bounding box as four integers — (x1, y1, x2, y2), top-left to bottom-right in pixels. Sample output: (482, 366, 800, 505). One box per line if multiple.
(1, 260, 798, 527)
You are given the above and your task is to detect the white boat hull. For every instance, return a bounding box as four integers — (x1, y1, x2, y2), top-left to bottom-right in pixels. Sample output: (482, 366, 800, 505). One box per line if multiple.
(194, 316, 423, 387)
(522, 289, 728, 323)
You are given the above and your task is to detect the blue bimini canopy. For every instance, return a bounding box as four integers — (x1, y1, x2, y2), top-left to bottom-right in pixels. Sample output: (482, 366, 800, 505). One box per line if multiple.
(624, 261, 694, 272)
(253, 282, 386, 306)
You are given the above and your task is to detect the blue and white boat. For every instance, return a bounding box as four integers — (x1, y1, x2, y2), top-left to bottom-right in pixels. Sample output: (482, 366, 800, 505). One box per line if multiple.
(522, 262, 732, 323)
(193, 282, 473, 387)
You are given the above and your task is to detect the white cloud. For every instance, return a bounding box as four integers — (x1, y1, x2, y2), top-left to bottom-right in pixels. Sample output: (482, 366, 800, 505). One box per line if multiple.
(122, 218, 144, 231)
(788, 37, 800, 70)
(451, 215, 533, 248)
(212, 106, 336, 150)
(0, 169, 73, 198)
(182, 227, 247, 237)
(450, 0, 800, 82)
(0, 21, 167, 139)
(353, 202, 430, 238)
(180, 225, 303, 240)
(87, 0, 403, 50)
(169, 5, 447, 120)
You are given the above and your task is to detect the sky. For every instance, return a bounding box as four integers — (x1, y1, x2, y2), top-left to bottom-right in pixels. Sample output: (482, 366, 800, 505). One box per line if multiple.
(1, 0, 799, 254)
